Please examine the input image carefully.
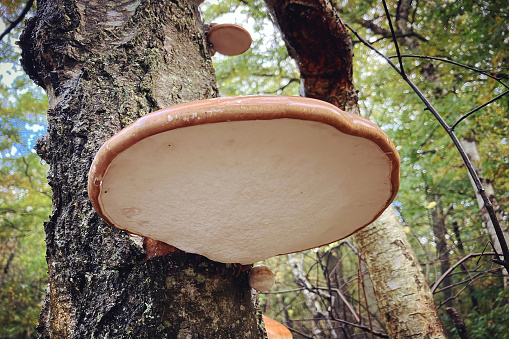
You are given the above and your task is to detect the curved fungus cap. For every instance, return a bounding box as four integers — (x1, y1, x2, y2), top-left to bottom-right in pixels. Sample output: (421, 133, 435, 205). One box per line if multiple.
(88, 96, 400, 264)
(262, 315, 293, 339)
(207, 24, 252, 56)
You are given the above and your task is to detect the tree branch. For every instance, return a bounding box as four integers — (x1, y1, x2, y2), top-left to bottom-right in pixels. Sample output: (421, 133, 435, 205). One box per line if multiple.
(388, 54, 509, 89)
(451, 90, 509, 130)
(381, 0, 405, 76)
(431, 252, 495, 293)
(0, 0, 34, 41)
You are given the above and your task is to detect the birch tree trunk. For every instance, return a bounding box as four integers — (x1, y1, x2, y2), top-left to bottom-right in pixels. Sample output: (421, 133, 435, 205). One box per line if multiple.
(263, 0, 446, 337)
(19, 0, 263, 337)
(355, 208, 446, 338)
(460, 135, 509, 287)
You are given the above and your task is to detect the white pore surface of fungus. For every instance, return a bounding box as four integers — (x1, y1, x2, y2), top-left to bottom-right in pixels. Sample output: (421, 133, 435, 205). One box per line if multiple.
(97, 118, 393, 264)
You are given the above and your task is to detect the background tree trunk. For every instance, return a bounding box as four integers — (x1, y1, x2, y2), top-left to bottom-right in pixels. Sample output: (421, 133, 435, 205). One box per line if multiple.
(19, 0, 263, 337)
(460, 135, 509, 287)
(355, 208, 446, 338)
(263, 0, 446, 337)
(430, 198, 454, 307)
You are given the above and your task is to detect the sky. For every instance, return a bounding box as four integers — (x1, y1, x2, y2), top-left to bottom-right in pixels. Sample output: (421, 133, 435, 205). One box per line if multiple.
(0, 20, 24, 87)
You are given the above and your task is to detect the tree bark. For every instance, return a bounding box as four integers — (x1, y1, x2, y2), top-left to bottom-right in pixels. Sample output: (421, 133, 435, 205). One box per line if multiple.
(263, 0, 446, 337)
(430, 198, 454, 307)
(264, 0, 358, 114)
(356, 208, 446, 338)
(460, 135, 509, 287)
(19, 0, 263, 337)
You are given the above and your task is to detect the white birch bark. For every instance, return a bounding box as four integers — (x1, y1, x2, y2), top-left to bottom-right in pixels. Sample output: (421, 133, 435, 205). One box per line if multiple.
(460, 136, 509, 286)
(354, 208, 447, 338)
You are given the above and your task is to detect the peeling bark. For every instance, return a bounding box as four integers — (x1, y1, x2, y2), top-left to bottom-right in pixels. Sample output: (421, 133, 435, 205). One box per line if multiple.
(20, 0, 264, 337)
(264, 0, 358, 113)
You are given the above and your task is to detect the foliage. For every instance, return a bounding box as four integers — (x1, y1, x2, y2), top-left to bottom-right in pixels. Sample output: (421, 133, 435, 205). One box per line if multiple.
(1, 1, 50, 337)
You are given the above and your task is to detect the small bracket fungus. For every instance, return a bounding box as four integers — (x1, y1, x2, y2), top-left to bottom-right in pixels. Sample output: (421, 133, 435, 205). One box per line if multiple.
(88, 96, 400, 265)
(206, 24, 252, 56)
(249, 265, 275, 292)
(263, 315, 293, 339)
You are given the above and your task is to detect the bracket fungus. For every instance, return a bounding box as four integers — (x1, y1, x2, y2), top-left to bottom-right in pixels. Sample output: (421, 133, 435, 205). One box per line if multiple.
(263, 315, 293, 339)
(88, 96, 399, 265)
(249, 265, 275, 292)
(206, 23, 252, 56)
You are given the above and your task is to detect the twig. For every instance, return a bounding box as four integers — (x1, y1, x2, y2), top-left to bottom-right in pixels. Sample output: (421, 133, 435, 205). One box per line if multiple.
(290, 317, 389, 338)
(434, 267, 501, 294)
(358, 253, 374, 339)
(431, 252, 494, 293)
(437, 268, 499, 309)
(381, 0, 405, 76)
(451, 90, 509, 130)
(316, 287, 360, 323)
(388, 54, 509, 89)
(0, 0, 34, 41)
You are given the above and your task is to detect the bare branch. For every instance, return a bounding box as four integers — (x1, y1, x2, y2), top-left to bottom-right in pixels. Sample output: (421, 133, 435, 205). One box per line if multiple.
(381, 0, 406, 76)
(431, 252, 495, 293)
(388, 54, 509, 89)
(0, 0, 34, 41)
(451, 90, 509, 130)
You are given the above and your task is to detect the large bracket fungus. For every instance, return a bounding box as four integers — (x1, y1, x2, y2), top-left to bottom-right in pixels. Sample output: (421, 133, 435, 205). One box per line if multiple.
(88, 96, 399, 264)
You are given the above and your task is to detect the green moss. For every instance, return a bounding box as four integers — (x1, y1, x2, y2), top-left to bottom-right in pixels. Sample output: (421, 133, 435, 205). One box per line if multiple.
(184, 267, 195, 276)
(196, 274, 206, 283)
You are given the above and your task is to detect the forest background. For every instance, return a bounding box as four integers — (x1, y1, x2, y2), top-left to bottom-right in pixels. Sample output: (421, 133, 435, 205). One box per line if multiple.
(0, 0, 508, 338)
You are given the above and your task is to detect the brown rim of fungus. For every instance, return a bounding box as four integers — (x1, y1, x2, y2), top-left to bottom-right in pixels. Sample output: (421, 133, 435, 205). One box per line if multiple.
(249, 265, 275, 292)
(206, 23, 252, 56)
(263, 315, 293, 339)
(88, 95, 400, 264)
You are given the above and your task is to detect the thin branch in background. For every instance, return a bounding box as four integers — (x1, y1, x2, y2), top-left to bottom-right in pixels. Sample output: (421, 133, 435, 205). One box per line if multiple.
(435, 267, 501, 295)
(437, 269, 499, 309)
(316, 286, 360, 323)
(431, 252, 494, 293)
(290, 317, 389, 338)
(287, 327, 313, 339)
(381, 0, 406, 76)
(0, 0, 34, 41)
(451, 89, 509, 130)
(345, 19, 509, 273)
(263, 287, 306, 294)
(388, 54, 509, 89)
(385, 54, 509, 130)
